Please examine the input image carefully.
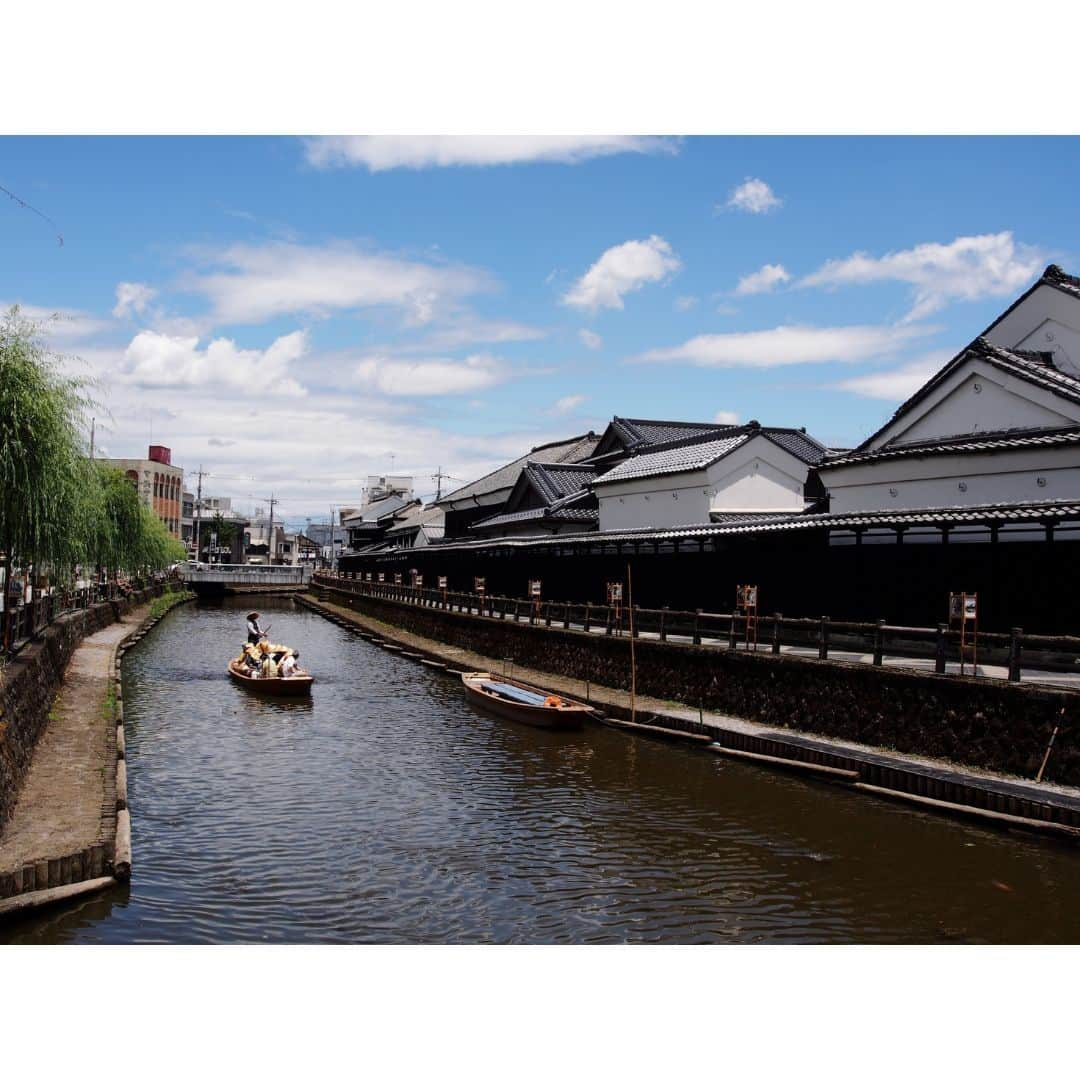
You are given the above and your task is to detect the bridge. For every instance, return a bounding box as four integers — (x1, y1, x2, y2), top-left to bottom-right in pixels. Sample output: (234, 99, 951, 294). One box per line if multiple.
(178, 563, 313, 595)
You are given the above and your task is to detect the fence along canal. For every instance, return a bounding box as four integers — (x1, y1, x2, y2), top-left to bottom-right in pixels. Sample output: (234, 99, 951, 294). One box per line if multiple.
(6, 594, 1080, 944)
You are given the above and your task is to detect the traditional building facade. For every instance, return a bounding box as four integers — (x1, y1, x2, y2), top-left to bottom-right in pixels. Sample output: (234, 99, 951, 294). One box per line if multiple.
(820, 265, 1080, 516)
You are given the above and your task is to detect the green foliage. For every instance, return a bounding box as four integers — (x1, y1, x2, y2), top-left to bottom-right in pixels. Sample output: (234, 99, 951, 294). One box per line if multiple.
(200, 511, 238, 560)
(1, 307, 187, 580)
(0, 306, 96, 574)
(148, 588, 193, 620)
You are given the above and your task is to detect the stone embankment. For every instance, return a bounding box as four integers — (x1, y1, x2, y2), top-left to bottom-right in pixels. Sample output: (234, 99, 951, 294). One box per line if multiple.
(303, 586, 1080, 840)
(0, 586, 192, 917)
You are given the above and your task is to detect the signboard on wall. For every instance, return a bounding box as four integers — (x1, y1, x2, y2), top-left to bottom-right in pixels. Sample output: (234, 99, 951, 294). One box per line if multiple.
(529, 580, 542, 598)
(474, 576, 485, 594)
(438, 576, 448, 589)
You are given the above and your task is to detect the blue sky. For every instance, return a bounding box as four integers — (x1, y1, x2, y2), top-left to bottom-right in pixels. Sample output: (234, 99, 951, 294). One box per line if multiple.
(3, 135, 1078, 526)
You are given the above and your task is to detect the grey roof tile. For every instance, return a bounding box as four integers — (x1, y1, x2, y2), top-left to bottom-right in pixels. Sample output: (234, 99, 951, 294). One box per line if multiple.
(821, 425, 1080, 469)
(592, 434, 750, 485)
(438, 433, 600, 504)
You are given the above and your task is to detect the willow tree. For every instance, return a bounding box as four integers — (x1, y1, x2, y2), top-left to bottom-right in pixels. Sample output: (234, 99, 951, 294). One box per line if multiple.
(0, 307, 96, 592)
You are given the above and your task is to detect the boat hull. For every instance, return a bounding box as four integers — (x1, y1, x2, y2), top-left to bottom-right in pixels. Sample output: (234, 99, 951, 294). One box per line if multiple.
(228, 660, 313, 697)
(461, 672, 588, 730)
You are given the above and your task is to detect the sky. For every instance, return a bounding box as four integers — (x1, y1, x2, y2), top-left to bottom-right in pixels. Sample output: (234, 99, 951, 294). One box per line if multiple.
(3, 135, 1079, 529)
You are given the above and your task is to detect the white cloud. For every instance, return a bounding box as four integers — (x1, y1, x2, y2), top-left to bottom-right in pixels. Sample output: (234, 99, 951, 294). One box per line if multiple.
(562, 235, 681, 312)
(409, 317, 547, 351)
(634, 323, 933, 369)
(725, 177, 782, 214)
(113, 281, 158, 318)
(833, 350, 954, 400)
(303, 135, 676, 171)
(354, 353, 511, 396)
(674, 295, 698, 312)
(800, 232, 1045, 321)
(3, 302, 111, 342)
(579, 329, 603, 350)
(118, 329, 308, 396)
(551, 394, 586, 414)
(184, 241, 493, 327)
(735, 263, 791, 296)
(713, 410, 740, 425)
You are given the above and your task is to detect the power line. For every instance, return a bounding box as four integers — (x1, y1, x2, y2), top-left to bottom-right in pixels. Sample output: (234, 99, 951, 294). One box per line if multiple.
(1, 182, 63, 246)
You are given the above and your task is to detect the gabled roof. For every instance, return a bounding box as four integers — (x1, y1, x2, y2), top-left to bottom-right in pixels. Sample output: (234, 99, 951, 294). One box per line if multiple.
(821, 424, 1080, 470)
(524, 462, 597, 503)
(384, 502, 446, 536)
(470, 487, 598, 533)
(592, 433, 750, 485)
(590, 420, 827, 488)
(437, 433, 600, 505)
(854, 337, 1080, 453)
(342, 494, 411, 526)
(981, 264, 1080, 339)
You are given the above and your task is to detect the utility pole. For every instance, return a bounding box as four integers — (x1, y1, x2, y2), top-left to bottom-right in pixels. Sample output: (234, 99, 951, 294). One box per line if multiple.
(89, 417, 95, 460)
(431, 466, 459, 501)
(267, 493, 277, 565)
(193, 464, 209, 562)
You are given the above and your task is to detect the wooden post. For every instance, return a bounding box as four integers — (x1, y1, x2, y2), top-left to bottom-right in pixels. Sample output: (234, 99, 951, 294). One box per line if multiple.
(935, 623, 947, 674)
(584, 602, 592, 633)
(627, 564, 637, 724)
(727, 612, 737, 651)
(1008, 627, 1023, 683)
(873, 620, 885, 666)
(772, 613, 782, 655)
(563, 603, 570, 630)
(818, 616, 829, 660)
(659, 607, 667, 642)
(692, 609, 701, 646)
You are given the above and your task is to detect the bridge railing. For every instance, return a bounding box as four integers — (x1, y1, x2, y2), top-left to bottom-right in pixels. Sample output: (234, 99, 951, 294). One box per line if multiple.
(179, 563, 311, 584)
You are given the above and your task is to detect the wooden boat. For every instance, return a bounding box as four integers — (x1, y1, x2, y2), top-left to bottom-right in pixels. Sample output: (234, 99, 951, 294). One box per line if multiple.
(460, 671, 591, 730)
(228, 659, 313, 697)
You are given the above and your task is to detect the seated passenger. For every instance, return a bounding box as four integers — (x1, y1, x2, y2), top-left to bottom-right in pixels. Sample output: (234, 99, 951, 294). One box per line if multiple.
(280, 651, 299, 678)
(261, 655, 278, 678)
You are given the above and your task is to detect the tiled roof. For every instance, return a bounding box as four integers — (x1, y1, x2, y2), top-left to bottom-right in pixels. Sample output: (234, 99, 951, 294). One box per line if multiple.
(821, 425, 1080, 469)
(395, 498, 1080, 556)
(526, 462, 597, 502)
(614, 417, 729, 449)
(342, 494, 410, 525)
(981, 264, 1080, 338)
(857, 337, 1080, 453)
(470, 487, 599, 532)
(437, 433, 600, 505)
(384, 503, 446, 535)
(592, 434, 750, 485)
(761, 428, 828, 465)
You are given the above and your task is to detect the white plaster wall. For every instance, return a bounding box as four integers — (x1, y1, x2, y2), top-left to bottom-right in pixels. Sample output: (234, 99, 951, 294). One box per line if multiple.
(867, 358, 1080, 449)
(596, 437, 808, 531)
(985, 284, 1080, 366)
(824, 444, 1080, 513)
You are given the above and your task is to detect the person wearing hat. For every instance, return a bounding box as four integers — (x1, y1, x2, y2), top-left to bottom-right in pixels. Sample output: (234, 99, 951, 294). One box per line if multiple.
(246, 611, 265, 646)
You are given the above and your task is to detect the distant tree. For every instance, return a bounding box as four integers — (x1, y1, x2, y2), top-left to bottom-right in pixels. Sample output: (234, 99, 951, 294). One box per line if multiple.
(200, 511, 238, 563)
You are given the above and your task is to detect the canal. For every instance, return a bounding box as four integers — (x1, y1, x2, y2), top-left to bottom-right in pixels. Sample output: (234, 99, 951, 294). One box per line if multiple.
(5, 595, 1080, 944)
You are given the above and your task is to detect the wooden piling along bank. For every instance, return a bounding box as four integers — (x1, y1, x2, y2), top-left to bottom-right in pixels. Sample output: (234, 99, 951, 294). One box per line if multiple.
(299, 587, 1080, 842)
(0, 590, 194, 918)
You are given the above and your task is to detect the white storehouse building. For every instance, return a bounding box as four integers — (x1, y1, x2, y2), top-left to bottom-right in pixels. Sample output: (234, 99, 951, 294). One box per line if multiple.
(819, 264, 1080, 516)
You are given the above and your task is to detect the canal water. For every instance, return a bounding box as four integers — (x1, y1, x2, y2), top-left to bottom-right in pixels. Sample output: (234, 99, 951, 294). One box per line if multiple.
(5, 596, 1080, 944)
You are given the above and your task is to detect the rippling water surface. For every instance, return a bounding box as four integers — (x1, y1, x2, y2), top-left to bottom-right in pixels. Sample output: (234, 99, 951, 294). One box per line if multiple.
(6, 596, 1080, 944)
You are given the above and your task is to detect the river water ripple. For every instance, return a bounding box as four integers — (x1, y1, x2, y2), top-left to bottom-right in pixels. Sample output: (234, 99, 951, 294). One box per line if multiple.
(5, 596, 1080, 943)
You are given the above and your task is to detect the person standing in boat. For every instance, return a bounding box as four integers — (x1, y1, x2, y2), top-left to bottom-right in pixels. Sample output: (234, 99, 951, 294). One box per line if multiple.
(246, 611, 265, 646)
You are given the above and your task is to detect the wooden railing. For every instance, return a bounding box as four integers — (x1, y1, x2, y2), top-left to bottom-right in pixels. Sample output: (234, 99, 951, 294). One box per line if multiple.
(312, 572, 1079, 684)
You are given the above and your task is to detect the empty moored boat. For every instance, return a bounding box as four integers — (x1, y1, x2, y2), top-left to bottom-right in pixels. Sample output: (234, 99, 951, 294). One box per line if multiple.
(461, 671, 591, 729)
(228, 659, 313, 697)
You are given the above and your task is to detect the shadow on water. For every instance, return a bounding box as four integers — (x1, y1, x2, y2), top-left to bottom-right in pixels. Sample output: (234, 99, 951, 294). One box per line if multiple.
(5, 593, 1080, 944)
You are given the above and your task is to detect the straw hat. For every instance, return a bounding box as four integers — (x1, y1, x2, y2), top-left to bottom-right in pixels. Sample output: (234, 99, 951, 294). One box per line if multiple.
(248, 611, 259, 619)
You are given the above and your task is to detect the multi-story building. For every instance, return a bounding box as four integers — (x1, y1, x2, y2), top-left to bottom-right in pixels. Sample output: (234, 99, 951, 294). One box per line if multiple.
(101, 445, 184, 539)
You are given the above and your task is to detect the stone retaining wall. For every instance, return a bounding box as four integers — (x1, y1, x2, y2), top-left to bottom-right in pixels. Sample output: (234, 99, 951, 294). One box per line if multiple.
(0, 586, 164, 829)
(324, 586, 1080, 788)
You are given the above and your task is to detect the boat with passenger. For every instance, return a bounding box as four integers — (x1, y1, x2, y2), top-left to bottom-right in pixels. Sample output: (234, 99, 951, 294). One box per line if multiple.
(460, 671, 591, 729)
(228, 658, 313, 697)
